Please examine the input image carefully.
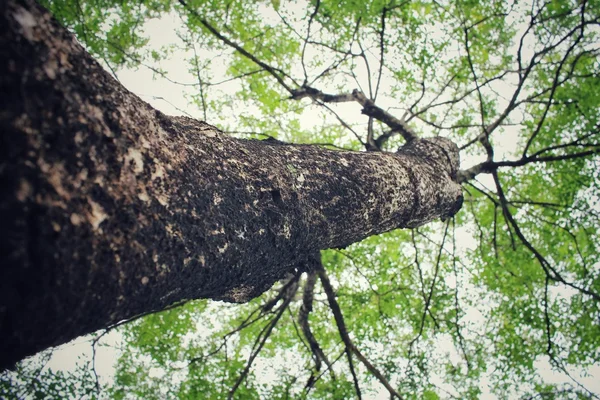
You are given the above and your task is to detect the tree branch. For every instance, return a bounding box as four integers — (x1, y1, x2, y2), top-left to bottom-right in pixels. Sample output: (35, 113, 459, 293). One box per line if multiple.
(298, 270, 334, 376)
(457, 145, 600, 183)
(178, 0, 297, 94)
(316, 258, 402, 399)
(291, 86, 418, 143)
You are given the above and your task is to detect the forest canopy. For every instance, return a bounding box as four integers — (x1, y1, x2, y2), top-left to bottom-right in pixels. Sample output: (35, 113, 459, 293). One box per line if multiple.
(1, 0, 599, 398)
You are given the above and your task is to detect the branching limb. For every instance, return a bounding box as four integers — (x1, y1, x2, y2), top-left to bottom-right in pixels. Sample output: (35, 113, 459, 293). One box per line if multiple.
(305, 350, 346, 397)
(451, 220, 471, 370)
(299, 270, 334, 377)
(316, 258, 402, 399)
(300, 0, 321, 85)
(457, 141, 600, 183)
(409, 223, 450, 351)
(491, 171, 600, 301)
(291, 86, 417, 143)
(178, 0, 298, 94)
(228, 277, 300, 399)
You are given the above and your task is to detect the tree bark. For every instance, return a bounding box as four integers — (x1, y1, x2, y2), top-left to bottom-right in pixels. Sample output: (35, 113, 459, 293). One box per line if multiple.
(0, 0, 463, 370)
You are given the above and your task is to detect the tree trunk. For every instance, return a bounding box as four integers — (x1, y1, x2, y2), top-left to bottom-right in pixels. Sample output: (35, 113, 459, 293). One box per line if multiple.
(0, 0, 463, 370)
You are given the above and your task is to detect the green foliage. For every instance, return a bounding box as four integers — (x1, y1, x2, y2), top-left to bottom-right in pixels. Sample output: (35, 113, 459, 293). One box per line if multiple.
(40, 0, 173, 67)
(0, 352, 98, 400)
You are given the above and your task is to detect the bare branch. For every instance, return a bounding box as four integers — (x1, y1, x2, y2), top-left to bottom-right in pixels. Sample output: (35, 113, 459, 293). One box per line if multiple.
(179, 0, 297, 94)
(298, 271, 334, 376)
(291, 86, 418, 142)
(457, 142, 600, 183)
(522, 4, 588, 157)
(228, 277, 300, 399)
(316, 258, 402, 399)
(491, 171, 600, 301)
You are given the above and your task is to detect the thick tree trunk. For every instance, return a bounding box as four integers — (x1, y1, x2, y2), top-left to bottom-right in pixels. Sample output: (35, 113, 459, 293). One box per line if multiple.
(0, 0, 463, 370)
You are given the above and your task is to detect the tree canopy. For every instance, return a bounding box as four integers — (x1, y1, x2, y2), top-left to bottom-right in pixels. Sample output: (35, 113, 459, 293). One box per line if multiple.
(1, 0, 599, 398)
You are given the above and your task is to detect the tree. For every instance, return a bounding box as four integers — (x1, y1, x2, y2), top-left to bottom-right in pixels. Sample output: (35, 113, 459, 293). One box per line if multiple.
(1, 0, 463, 372)
(1, 0, 599, 398)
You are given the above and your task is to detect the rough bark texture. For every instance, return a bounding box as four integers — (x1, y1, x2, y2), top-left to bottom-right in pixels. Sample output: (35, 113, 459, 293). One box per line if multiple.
(0, 0, 463, 370)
